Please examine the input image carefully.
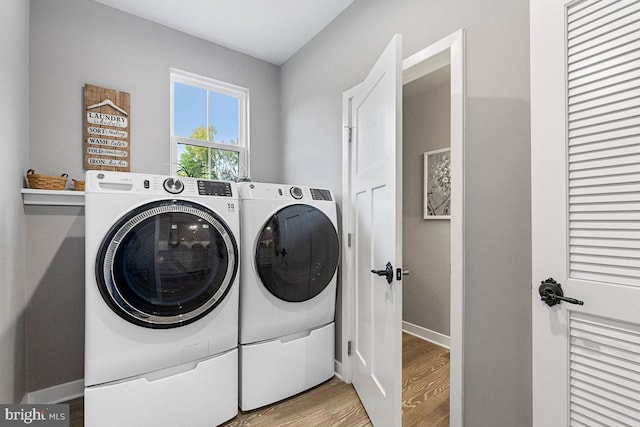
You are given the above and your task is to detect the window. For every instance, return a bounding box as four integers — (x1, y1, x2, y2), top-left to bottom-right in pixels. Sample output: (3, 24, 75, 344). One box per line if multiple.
(170, 69, 249, 181)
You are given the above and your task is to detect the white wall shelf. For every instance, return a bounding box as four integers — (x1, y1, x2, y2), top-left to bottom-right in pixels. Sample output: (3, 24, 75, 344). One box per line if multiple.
(22, 188, 85, 206)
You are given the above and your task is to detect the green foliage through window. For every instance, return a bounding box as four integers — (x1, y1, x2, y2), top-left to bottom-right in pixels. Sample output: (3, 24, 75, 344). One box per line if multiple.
(177, 125, 239, 181)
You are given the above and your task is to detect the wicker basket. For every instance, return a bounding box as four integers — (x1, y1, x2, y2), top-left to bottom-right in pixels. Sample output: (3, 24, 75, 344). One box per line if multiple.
(26, 169, 68, 190)
(72, 179, 85, 191)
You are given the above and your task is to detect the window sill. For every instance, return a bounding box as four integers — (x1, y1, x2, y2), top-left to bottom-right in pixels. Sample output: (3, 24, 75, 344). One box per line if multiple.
(22, 188, 85, 206)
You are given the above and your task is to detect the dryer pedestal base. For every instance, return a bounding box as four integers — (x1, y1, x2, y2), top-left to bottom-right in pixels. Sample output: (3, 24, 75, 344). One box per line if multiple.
(85, 348, 237, 427)
(239, 323, 334, 411)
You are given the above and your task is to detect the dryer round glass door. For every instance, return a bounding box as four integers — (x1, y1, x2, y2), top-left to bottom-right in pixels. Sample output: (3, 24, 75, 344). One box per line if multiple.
(255, 204, 339, 302)
(96, 200, 238, 328)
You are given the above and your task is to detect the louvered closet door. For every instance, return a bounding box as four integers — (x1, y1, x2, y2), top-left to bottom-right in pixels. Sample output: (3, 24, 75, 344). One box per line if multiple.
(532, 0, 640, 426)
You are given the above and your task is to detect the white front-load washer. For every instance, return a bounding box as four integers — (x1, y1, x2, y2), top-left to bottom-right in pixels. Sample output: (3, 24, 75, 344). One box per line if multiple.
(237, 182, 340, 410)
(84, 171, 240, 427)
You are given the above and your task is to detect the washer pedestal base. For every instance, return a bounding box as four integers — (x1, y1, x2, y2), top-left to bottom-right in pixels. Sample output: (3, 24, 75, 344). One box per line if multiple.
(239, 323, 334, 411)
(85, 348, 237, 427)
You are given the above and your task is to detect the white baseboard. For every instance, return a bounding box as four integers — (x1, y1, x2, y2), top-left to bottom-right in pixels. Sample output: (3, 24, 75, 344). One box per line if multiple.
(402, 321, 450, 349)
(22, 379, 84, 404)
(334, 360, 343, 380)
(335, 324, 449, 384)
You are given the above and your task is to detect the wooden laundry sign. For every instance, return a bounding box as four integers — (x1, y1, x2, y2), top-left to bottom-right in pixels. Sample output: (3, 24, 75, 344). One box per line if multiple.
(83, 84, 130, 171)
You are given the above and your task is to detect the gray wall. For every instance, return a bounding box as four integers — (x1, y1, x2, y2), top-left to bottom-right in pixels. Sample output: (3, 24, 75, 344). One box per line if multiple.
(402, 75, 450, 336)
(24, 207, 85, 394)
(279, 0, 532, 426)
(0, 0, 29, 404)
(26, 0, 281, 393)
(30, 0, 281, 181)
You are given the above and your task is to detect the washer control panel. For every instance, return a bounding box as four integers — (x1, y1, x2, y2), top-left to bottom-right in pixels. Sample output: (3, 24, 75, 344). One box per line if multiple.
(310, 188, 332, 201)
(163, 177, 184, 194)
(85, 171, 236, 198)
(197, 180, 233, 197)
(290, 186, 304, 199)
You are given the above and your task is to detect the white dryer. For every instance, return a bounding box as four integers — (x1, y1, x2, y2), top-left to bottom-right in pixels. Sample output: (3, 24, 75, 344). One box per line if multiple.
(238, 182, 340, 410)
(84, 171, 239, 427)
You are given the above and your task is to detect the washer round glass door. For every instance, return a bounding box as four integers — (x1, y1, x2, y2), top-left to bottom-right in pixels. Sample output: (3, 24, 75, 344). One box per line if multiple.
(96, 200, 238, 328)
(255, 204, 339, 302)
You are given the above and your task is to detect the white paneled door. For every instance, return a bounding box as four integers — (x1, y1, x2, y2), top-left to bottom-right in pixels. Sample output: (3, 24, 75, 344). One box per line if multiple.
(345, 35, 403, 427)
(531, 0, 640, 425)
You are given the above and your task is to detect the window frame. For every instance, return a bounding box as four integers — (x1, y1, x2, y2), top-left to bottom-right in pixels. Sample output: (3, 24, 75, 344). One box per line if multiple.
(170, 68, 250, 179)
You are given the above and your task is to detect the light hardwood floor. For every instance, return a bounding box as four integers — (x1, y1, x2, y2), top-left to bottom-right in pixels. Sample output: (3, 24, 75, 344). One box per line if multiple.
(221, 377, 371, 427)
(402, 333, 450, 427)
(66, 333, 449, 426)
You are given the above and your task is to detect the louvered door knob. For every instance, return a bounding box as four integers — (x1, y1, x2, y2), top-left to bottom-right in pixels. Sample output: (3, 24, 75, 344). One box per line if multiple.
(539, 278, 584, 307)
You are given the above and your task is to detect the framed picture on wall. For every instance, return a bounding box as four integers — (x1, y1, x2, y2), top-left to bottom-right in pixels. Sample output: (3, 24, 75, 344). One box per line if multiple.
(424, 148, 451, 219)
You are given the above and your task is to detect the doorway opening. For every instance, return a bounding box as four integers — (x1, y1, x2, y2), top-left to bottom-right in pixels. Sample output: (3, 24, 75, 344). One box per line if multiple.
(400, 32, 464, 425)
(340, 30, 464, 426)
(401, 61, 451, 424)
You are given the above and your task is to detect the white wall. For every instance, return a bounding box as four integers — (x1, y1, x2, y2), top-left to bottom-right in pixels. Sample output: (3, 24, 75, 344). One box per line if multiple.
(280, 0, 532, 425)
(26, 0, 282, 393)
(403, 74, 450, 336)
(0, 0, 29, 404)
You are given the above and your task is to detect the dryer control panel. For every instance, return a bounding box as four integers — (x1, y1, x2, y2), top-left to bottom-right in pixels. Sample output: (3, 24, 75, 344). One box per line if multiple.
(237, 182, 334, 202)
